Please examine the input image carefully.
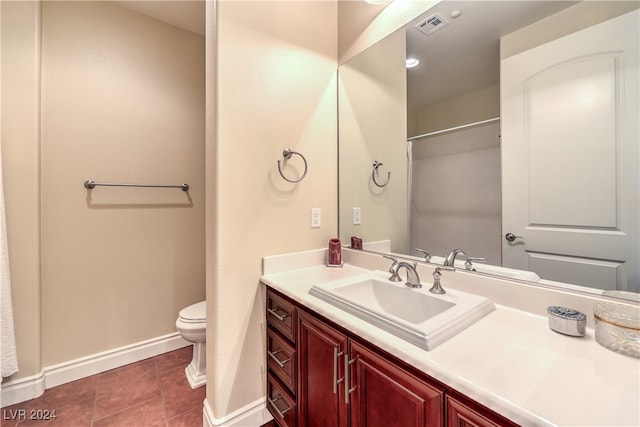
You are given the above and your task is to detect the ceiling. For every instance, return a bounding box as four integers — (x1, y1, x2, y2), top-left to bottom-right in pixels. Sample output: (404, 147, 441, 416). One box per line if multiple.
(406, 1, 578, 109)
(114, 0, 205, 36)
(114, 0, 578, 111)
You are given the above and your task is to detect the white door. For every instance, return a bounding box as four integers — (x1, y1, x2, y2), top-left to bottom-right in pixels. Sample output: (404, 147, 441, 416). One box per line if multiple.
(501, 10, 639, 292)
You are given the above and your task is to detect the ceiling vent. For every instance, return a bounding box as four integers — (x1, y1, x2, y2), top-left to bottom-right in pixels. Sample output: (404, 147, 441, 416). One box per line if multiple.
(414, 13, 450, 36)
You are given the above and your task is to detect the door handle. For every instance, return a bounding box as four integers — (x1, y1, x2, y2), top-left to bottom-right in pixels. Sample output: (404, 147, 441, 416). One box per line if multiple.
(268, 396, 292, 419)
(505, 232, 523, 242)
(333, 347, 344, 394)
(344, 355, 356, 404)
(267, 350, 290, 369)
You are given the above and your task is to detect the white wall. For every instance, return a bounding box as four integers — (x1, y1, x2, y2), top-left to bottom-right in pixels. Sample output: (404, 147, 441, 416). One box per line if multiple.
(206, 0, 338, 421)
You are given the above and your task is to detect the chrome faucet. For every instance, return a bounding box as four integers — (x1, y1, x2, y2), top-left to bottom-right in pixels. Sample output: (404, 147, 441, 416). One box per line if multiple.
(389, 261, 422, 288)
(443, 249, 466, 267)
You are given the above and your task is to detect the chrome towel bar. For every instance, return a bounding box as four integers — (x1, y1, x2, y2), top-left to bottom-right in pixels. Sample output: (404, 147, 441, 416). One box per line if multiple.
(83, 180, 189, 192)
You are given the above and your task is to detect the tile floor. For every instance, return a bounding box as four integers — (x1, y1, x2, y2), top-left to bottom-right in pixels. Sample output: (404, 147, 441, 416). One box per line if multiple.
(1, 347, 205, 427)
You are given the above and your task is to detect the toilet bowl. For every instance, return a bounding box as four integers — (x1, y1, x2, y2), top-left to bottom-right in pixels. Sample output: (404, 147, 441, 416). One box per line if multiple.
(175, 301, 206, 388)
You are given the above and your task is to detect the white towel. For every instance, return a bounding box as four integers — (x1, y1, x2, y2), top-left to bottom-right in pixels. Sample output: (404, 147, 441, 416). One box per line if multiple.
(0, 147, 18, 379)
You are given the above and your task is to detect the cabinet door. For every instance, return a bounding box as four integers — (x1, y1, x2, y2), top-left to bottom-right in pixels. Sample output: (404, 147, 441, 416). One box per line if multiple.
(446, 394, 519, 427)
(349, 340, 445, 427)
(297, 310, 349, 427)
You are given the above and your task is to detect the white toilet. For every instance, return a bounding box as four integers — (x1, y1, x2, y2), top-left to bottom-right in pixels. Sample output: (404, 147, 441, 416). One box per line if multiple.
(175, 300, 206, 388)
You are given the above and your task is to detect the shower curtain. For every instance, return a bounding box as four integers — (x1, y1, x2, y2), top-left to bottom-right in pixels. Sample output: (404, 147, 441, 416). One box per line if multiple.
(0, 147, 18, 379)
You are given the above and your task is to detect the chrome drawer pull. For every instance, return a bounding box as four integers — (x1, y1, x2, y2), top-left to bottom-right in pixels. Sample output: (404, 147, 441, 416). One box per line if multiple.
(267, 307, 290, 322)
(268, 350, 291, 368)
(268, 396, 292, 419)
(332, 347, 344, 394)
(345, 356, 357, 404)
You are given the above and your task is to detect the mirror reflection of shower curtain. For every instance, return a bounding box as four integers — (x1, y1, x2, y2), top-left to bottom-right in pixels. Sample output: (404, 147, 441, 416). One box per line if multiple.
(0, 147, 18, 379)
(407, 121, 502, 265)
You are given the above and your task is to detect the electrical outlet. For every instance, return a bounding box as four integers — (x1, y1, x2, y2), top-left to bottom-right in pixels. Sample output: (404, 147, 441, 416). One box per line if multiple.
(353, 207, 361, 225)
(311, 208, 321, 228)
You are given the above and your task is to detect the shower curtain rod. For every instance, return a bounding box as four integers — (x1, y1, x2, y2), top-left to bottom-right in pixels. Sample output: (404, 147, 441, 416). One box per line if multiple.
(407, 117, 500, 142)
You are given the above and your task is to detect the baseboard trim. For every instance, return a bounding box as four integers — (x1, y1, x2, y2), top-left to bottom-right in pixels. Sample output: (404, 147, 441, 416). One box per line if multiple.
(203, 397, 272, 427)
(1, 332, 190, 407)
(0, 370, 46, 408)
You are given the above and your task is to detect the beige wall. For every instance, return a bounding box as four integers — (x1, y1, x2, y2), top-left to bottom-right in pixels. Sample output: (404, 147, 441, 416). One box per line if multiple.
(40, 1, 205, 366)
(206, 0, 338, 419)
(0, 0, 42, 381)
(501, 0, 639, 59)
(1, 0, 205, 380)
(408, 84, 500, 137)
(339, 29, 408, 254)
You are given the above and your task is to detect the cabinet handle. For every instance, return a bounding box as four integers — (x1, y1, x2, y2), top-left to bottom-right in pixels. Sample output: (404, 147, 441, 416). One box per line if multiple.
(333, 347, 344, 394)
(267, 349, 290, 368)
(344, 356, 357, 404)
(268, 396, 292, 419)
(267, 307, 290, 322)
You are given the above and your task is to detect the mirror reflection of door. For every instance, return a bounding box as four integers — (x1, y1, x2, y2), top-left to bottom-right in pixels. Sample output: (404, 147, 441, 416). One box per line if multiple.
(501, 10, 639, 292)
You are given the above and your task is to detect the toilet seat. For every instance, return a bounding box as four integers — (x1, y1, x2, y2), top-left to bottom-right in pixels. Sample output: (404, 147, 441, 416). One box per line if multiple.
(178, 301, 206, 324)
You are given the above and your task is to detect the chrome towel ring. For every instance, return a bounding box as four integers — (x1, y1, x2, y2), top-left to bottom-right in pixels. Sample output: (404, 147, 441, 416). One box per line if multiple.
(277, 148, 308, 183)
(372, 161, 390, 187)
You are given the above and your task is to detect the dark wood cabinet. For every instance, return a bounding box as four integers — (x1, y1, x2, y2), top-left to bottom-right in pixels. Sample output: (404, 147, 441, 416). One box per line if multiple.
(265, 286, 519, 427)
(267, 372, 297, 427)
(297, 310, 349, 427)
(446, 392, 519, 427)
(297, 309, 444, 427)
(349, 340, 444, 427)
(266, 289, 298, 426)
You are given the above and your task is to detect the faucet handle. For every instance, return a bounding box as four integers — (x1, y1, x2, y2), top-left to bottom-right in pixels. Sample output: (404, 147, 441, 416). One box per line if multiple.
(465, 257, 487, 271)
(414, 248, 431, 262)
(382, 255, 402, 282)
(429, 266, 455, 294)
(382, 254, 399, 268)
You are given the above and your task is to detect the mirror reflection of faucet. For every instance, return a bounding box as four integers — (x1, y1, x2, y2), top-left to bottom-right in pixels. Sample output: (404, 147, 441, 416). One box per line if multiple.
(465, 257, 487, 271)
(415, 248, 431, 262)
(443, 249, 466, 267)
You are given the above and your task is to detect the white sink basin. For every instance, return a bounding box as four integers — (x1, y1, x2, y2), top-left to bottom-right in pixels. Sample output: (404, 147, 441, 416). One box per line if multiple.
(309, 271, 495, 350)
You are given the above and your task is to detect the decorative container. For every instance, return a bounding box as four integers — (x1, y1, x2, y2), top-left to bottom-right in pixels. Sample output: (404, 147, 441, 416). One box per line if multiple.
(327, 238, 343, 267)
(547, 306, 586, 337)
(350, 236, 363, 250)
(594, 301, 640, 358)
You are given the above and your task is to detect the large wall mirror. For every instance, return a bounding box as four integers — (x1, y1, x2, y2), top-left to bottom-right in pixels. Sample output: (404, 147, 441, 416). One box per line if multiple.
(338, 0, 639, 300)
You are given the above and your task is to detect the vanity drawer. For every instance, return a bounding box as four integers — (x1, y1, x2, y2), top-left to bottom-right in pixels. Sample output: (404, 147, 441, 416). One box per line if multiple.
(267, 371, 297, 427)
(267, 328, 296, 393)
(267, 290, 296, 342)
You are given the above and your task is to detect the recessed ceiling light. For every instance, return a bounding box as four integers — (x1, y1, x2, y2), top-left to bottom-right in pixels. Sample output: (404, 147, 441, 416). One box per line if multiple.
(406, 58, 420, 68)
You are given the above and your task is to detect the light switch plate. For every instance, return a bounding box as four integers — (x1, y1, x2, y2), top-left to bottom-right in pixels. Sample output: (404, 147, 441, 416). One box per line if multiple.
(311, 208, 321, 228)
(353, 207, 361, 225)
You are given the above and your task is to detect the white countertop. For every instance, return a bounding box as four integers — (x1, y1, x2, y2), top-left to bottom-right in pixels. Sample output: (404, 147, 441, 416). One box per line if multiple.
(260, 260, 640, 427)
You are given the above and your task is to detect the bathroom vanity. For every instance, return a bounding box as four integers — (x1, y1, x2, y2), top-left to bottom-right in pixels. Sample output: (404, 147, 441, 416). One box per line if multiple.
(261, 248, 640, 427)
(265, 286, 515, 427)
